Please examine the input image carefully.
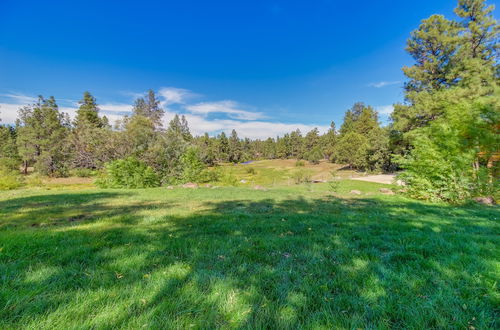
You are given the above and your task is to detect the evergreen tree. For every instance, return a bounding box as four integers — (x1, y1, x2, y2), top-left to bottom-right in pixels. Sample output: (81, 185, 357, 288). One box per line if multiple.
(70, 92, 111, 169)
(228, 129, 242, 163)
(217, 132, 229, 162)
(75, 91, 105, 128)
(132, 90, 164, 129)
(16, 96, 69, 176)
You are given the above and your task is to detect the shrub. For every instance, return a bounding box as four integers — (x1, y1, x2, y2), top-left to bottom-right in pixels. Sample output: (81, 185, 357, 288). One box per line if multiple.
(328, 170, 341, 192)
(95, 157, 160, 189)
(245, 167, 257, 175)
(306, 146, 322, 165)
(70, 168, 96, 177)
(25, 173, 43, 187)
(397, 101, 498, 204)
(295, 160, 305, 167)
(180, 147, 213, 183)
(0, 168, 23, 190)
(291, 169, 313, 184)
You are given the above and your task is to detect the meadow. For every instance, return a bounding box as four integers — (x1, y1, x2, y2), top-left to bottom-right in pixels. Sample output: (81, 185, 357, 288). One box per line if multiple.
(0, 165, 498, 329)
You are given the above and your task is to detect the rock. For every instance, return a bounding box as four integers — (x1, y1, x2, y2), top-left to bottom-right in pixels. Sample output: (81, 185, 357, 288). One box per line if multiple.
(166, 186, 174, 190)
(254, 185, 268, 191)
(379, 188, 395, 195)
(350, 190, 362, 195)
(182, 182, 198, 189)
(474, 196, 496, 206)
(240, 179, 247, 183)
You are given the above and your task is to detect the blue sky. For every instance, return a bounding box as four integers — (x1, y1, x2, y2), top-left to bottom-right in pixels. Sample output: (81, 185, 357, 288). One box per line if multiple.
(0, 0, 462, 138)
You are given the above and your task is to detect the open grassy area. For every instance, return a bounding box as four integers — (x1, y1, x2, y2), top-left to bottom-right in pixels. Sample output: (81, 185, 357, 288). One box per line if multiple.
(213, 159, 361, 187)
(1, 180, 498, 328)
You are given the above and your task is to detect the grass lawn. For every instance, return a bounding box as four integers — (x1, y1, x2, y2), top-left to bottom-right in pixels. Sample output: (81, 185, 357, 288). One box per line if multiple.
(0, 180, 498, 328)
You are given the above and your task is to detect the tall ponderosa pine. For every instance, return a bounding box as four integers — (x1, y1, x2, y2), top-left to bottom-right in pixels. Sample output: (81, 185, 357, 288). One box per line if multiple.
(71, 92, 112, 169)
(132, 90, 165, 129)
(16, 96, 69, 175)
(228, 129, 242, 163)
(394, 0, 499, 202)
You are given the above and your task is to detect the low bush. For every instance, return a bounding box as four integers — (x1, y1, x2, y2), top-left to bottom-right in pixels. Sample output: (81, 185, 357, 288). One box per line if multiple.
(70, 168, 96, 177)
(0, 168, 23, 190)
(295, 160, 305, 167)
(95, 157, 160, 189)
(245, 167, 257, 175)
(291, 168, 313, 184)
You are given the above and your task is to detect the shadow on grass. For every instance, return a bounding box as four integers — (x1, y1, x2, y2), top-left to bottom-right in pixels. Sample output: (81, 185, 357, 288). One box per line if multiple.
(0, 191, 498, 328)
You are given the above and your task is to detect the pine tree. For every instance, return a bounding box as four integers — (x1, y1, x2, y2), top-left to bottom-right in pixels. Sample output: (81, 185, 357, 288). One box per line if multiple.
(75, 91, 104, 128)
(132, 90, 165, 129)
(16, 96, 69, 176)
(228, 129, 242, 163)
(217, 132, 229, 162)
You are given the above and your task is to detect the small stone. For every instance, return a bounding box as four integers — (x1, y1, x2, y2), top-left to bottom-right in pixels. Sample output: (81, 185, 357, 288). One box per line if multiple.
(204, 184, 212, 188)
(379, 188, 395, 195)
(240, 179, 247, 183)
(182, 182, 198, 189)
(473, 196, 496, 206)
(350, 190, 362, 195)
(166, 186, 174, 190)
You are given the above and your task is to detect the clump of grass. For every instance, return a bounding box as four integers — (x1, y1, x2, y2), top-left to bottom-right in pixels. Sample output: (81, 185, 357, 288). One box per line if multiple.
(291, 168, 313, 184)
(0, 168, 23, 190)
(245, 167, 257, 175)
(295, 160, 305, 167)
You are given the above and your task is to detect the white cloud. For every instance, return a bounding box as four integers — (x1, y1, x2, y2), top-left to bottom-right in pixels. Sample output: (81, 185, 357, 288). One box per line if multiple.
(375, 105, 394, 115)
(158, 87, 197, 106)
(0, 93, 37, 104)
(164, 112, 328, 139)
(98, 103, 133, 114)
(1, 88, 331, 139)
(185, 100, 266, 121)
(368, 81, 400, 88)
(0, 103, 23, 124)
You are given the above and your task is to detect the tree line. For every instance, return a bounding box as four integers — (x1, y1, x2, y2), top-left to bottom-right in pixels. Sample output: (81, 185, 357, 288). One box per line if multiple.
(0, 0, 498, 202)
(0, 89, 391, 180)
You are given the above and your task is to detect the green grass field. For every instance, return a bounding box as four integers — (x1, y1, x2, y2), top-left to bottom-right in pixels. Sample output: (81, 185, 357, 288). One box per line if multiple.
(1, 179, 498, 328)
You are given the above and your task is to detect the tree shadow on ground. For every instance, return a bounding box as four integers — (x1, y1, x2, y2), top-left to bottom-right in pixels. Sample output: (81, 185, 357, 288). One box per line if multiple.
(0, 192, 498, 328)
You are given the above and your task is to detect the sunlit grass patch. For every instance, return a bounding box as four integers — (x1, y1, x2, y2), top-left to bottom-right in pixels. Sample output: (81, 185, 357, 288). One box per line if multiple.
(0, 183, 498, 328)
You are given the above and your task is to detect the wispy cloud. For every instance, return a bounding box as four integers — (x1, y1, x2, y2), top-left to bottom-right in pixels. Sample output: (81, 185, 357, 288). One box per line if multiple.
(375, 105, 394, 115)
(1, 88, 330, 139)
(159, 87, 198, 106)
(0, 93, 37, 104)
(185, 100, 265, 121)
(368, 81, 400, 88)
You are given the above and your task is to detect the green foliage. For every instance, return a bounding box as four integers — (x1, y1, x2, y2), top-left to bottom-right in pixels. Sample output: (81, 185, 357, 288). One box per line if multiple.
(333, 132, 369, 169)
(95, 157, 160, 188)
(398, 99, 498, 203)
(291, 168, 313, 184)
(16, 96, 69, 176)
(180, 146, 212, 183)
(295, 160, 305, 167)
(245, 167, 257, 175)
(328, 170, 341, 192)
(306, 146, 322, 165)
(0, 167, 23, 190)
(69, 168, 96, 178)
(218, 168, 239, 186)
